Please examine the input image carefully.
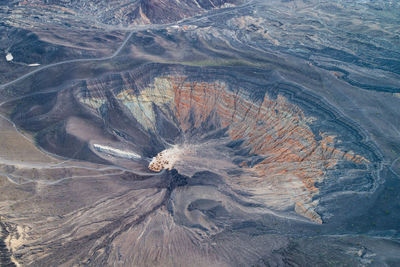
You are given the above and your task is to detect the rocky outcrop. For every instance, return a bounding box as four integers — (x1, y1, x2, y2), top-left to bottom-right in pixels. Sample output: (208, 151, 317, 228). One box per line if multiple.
(148, 145, 183, 172)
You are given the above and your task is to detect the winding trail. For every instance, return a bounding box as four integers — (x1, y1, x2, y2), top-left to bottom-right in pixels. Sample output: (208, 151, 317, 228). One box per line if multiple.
(0, 30, 134, 90)
(1, 170, 129, 186)
(0, 0, 256, 90)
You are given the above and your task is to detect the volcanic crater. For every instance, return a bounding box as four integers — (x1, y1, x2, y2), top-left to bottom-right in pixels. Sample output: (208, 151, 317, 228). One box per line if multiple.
(1, 0, 399, 265)
(10, 65, 381, 226)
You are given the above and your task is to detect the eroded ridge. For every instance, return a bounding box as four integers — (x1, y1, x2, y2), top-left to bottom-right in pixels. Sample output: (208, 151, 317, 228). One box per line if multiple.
(78, 76, 372, 223)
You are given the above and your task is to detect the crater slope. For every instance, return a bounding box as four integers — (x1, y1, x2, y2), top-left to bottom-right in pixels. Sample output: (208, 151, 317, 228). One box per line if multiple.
(112, 75, 372, 224)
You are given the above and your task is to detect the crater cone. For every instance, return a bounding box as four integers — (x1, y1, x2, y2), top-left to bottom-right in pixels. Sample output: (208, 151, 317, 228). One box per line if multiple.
(74, 71, 377, 224)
